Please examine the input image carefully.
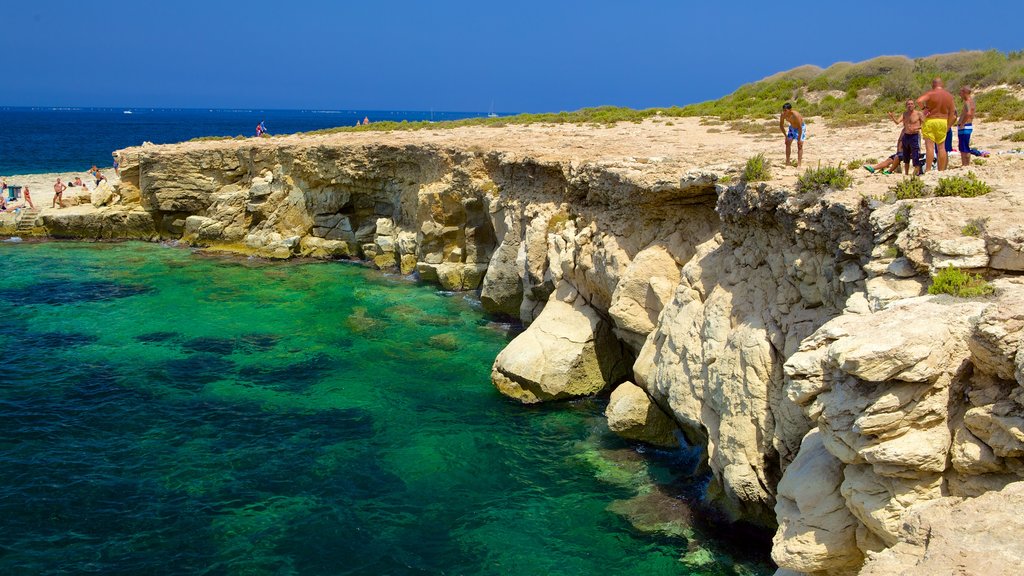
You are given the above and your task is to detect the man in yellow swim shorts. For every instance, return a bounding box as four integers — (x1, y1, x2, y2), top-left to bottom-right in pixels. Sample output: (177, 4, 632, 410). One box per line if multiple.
(916, 77, 956, 172)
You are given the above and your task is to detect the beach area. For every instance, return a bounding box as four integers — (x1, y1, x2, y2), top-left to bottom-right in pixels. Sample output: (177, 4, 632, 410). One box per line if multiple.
(1, 167, 119, 218)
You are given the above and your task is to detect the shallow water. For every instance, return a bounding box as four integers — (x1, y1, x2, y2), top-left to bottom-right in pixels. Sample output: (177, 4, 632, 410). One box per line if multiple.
(0, 241, 770, 575)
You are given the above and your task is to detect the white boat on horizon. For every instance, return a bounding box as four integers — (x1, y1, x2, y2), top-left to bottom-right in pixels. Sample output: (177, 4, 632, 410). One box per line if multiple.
(123, 110, 133, 114)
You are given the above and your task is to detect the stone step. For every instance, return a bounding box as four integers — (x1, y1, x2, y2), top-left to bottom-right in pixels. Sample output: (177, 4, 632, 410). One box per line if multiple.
(15, 209, 41, 230)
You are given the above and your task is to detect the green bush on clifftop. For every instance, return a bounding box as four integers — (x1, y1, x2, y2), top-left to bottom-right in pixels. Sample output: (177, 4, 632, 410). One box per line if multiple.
(928, 265, 994, 298)
(796, 164, 853, 193)
(742, 153, 772, 182)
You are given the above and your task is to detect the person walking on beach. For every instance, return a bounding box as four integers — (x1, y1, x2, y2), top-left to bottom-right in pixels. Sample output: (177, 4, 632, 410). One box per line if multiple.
(779, 103, 806, 168)
(956, 86, 976, 167)
(916, 78, 956, 172)
(888, 100, 925, 175)
(52, 178, 66, 208)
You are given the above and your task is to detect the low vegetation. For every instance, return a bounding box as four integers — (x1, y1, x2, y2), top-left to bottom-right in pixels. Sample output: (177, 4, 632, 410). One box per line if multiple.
(796, 164, 853, 193)
(934, 173, 992, 197)
(183, 50, 1021, 141)
(678, 50, 1024, 124)
(742, 153, 772, 181)
(961, 217, 987, 237)
(928, 265, 994, 297)
(1004, 129, 1024, 142)
(891, 177, 929, 200)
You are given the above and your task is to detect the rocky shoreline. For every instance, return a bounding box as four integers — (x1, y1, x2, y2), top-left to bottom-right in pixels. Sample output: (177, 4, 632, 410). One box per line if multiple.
(4, 117, 1023, 575)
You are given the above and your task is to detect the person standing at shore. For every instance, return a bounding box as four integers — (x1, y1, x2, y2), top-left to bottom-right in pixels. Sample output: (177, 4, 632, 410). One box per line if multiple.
(888, 99, 925, 175)
(779, 103, 806, 167)
(956, 86, 976, 167)
(22, 186, 33, 209)
(89, 165, 106, 187)
(52, 178, 66, 208)
(916, 78, 956, 172)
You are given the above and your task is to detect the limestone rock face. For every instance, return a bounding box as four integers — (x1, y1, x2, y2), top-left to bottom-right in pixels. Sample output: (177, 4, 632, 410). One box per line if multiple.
(772, 429, 862, 574)
(32, 127, 1016, 571)
(605, 382, 680, 448)
(42, 207, 157, 240)
(492, 286, 629, 403)
(859, 481, 1024, 576)
(608, 244, 681, 351)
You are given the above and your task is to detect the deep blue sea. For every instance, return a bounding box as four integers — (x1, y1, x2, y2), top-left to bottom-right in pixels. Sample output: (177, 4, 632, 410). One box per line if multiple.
(0, 108, 485, 175)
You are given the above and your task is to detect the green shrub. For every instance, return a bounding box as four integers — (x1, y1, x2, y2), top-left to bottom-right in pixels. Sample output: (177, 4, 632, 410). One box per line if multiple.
(743, 153, 772, 181)
(961, 217, 988, 237)
(891, 177, 928, 200)
(934, 172, 992, 197)
(928, 265, 994, 297)
(1004, 130, 1024, 142)
(797, 164, 853, 193)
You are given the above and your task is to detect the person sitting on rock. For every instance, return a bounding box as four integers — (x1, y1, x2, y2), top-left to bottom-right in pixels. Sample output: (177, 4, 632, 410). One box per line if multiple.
(864, 138, 905, 175)
(73, 177, 85, 187)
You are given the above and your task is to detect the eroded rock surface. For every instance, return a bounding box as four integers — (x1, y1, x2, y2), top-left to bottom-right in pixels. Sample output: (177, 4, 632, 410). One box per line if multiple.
(11, 121, 1024, 574)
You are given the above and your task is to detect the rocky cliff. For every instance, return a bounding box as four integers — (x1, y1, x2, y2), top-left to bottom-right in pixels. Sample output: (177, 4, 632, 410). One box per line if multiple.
(15, 119, 1024, 575)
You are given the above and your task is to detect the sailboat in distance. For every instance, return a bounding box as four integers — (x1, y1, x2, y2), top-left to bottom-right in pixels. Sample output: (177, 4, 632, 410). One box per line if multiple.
(487, 101, 498, 118)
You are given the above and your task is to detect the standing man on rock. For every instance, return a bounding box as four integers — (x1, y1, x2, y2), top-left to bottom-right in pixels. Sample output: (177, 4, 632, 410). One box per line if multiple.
(956, 86, 976, 167)
(888, 99, 925, 175)
(779, 103, 806, 168)
(916, 78, 956, 172)
(52, 178, 66, 208)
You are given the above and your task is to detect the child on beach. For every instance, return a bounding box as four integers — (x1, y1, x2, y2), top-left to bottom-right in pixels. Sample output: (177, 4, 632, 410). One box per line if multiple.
(888, 100, 925, 175)
(779, 103, 806, 167)
(53, 178, 66, 208)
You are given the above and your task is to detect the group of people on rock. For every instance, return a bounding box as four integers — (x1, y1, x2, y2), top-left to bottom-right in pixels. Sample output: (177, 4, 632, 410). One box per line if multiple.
(777, 77, 987, 175)
(0, 165, 109, 214)
(0, 179, 33, 212)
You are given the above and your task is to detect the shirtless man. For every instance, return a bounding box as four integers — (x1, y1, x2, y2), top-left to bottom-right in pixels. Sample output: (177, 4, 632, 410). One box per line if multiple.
(888, 100, 925, 175)
(779, 103, 806, 167)
(916, 77, 956, 171)
(53, 178, 67, 208)
(956, 87, 976, 167)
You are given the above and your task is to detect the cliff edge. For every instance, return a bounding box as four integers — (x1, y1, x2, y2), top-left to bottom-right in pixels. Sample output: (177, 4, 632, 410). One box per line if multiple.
(7, 116, 1024, 575)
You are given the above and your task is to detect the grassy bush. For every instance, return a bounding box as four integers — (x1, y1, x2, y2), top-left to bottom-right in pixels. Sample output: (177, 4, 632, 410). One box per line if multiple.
(1003, 129, 1024, 142)
(961, 217, 987, 236)
(742, 153, 772, 181)
(891, 177, 929, 200)
(797, 164, 853, 193)
(934, 172, 992, 197)
(928, 265, 994, 297)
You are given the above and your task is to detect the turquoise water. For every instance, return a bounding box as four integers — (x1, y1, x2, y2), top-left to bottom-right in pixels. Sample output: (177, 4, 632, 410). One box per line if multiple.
(0, 241, 770, 575)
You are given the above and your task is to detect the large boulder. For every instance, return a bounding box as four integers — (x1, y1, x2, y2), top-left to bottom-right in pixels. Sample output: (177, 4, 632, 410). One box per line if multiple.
(606, 382, 680, 448)
(491, 285, 629, 403)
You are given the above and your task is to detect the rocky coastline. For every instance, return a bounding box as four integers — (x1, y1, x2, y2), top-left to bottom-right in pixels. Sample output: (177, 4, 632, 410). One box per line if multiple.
(4, 117, 1024, 575)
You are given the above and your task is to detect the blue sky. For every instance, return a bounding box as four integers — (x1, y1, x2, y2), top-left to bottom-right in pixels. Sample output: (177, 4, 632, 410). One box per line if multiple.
(3, 0, 1022, 112)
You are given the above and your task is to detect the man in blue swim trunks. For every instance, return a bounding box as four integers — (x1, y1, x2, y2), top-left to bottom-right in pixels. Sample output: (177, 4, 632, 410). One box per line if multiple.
(956, 86, 976, 167)
(779, 103, 806, 167)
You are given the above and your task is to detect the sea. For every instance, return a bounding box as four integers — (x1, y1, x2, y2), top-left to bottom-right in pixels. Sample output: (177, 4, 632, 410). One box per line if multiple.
(0, 107, 482, 175)
(0, 110, 773, 575)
